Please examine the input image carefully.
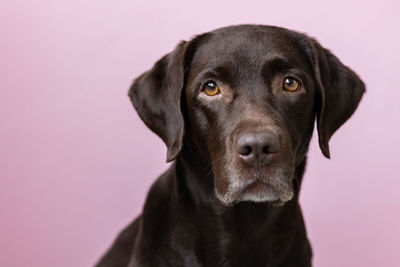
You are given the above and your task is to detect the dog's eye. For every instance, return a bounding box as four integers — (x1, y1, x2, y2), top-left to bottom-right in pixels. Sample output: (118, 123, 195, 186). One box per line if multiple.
(283, 77, 300, 92)
(203, 81, 220, 96)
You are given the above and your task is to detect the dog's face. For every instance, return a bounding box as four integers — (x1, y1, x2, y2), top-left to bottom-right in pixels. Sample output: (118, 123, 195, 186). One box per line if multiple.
(129, 25, 365, 206)
(184, 28, 316, 205)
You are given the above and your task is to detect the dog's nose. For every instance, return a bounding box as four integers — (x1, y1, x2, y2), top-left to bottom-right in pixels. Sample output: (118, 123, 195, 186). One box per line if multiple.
(235, 132, 279, 167)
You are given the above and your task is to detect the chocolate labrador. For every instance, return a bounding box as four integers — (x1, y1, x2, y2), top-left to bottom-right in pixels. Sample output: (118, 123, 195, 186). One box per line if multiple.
(96, 25, 365, 267)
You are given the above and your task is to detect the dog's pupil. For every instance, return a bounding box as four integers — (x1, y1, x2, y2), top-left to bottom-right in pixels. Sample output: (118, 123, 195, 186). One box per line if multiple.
(207, 82, 216, 89)
(285, 78, 295, 87)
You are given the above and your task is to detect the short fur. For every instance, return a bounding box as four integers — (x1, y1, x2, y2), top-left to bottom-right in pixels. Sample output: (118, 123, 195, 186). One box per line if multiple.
(96, 25, 365, 267)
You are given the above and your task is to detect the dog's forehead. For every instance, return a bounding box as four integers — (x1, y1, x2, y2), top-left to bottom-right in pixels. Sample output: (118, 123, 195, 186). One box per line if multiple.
(191, 26, 309, 70)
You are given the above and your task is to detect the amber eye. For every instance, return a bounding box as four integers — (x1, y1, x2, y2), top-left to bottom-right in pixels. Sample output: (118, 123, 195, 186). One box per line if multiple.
(283, 77, 300, 92)
(203, 81, 220, 96)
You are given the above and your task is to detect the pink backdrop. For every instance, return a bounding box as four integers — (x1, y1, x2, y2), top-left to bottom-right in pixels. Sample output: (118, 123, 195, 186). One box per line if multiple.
(1, 0, 399, 266)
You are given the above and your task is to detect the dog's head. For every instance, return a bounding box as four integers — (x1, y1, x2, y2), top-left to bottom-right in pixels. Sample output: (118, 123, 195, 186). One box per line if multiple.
(129, 25, 365, 206)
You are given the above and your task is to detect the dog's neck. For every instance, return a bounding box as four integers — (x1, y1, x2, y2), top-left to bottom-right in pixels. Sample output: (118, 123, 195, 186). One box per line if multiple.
(169, 151, 309, 263)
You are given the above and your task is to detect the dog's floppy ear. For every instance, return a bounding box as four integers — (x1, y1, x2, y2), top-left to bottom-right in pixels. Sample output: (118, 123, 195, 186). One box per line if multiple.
(129, 41, 188, 162)
(310, 39, 365, 158)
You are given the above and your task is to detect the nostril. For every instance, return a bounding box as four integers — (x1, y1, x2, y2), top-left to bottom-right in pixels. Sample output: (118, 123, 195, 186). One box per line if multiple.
(237, 145, 252, 156)
(241, 146, 252, 156)
(262, 145, 270, 154)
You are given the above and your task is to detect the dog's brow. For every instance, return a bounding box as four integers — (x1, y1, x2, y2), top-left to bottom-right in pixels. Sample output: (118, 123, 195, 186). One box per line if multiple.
(261, 57, 308, 79)
(194, 66, 234, 85)
(263, 57, 295, 71)
(214, 66, 233, 81)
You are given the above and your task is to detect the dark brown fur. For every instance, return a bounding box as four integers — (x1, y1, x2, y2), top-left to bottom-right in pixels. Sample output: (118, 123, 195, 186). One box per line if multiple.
(96, 25, 365, 267)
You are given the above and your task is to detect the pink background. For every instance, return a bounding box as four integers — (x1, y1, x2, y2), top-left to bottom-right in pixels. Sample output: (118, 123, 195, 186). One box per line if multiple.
(1, 0, 399, 266)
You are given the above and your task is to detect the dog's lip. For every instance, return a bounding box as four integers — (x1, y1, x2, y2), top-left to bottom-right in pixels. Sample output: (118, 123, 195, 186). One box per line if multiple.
(238, 169, 293, 192)
(241, 179, 271, 194)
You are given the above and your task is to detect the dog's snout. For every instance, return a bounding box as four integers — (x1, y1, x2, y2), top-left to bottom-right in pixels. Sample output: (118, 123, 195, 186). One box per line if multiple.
(235, 132, 279, 167)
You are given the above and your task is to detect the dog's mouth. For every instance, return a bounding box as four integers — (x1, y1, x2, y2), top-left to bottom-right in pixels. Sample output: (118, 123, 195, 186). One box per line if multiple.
(242, 179, 275, 196)
(215, 167, 294, 206)
(238, 171, 294, 203)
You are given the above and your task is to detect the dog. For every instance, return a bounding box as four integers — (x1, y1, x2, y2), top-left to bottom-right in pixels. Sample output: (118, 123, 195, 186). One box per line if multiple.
(96, 24, 365, 267)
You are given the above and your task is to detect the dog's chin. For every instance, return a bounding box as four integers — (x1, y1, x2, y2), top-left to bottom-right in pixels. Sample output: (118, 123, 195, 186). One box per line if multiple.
(236, 180, 294, 206)
(215, 169, 294, 207)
